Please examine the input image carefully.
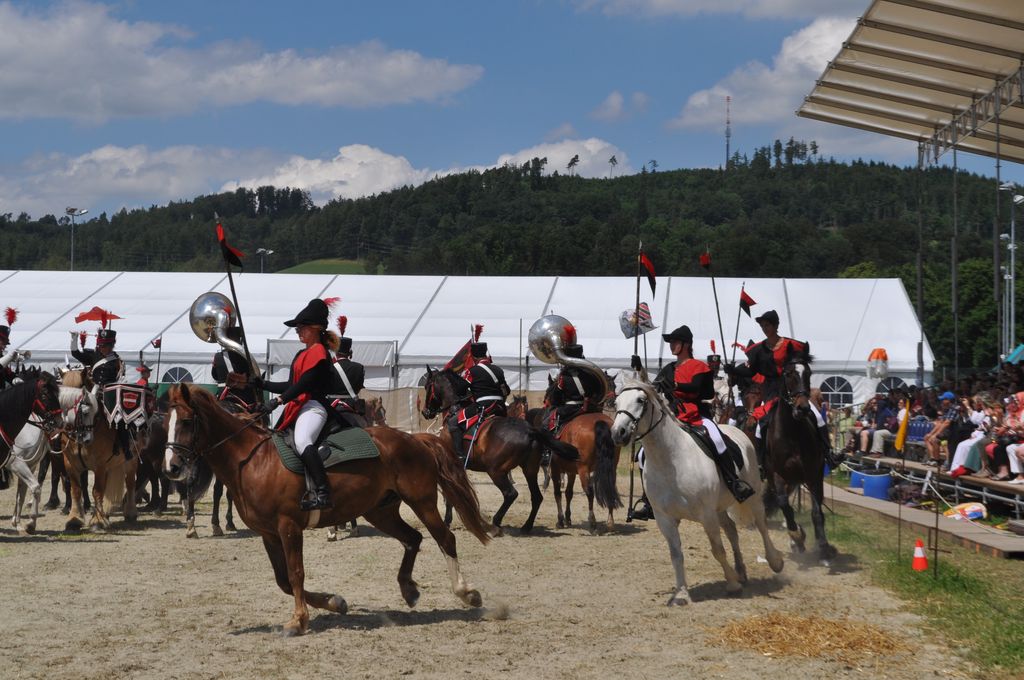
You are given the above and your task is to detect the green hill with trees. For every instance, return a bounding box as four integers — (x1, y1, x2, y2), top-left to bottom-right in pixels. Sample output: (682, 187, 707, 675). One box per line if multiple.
(0, 140, 1010, 371)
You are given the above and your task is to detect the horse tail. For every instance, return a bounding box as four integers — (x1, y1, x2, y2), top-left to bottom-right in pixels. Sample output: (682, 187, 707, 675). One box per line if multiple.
(528, 426, 579, 461)
(429, 440, 492, 545)
(102, 465, 125, 515)
(592, 420, 622, 510)
(762, 480, 780, 518)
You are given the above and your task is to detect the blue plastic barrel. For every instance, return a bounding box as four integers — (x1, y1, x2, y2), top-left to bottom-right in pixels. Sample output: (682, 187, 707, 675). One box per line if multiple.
(862, 473, 892, 500)
(849, 470, 865, 489)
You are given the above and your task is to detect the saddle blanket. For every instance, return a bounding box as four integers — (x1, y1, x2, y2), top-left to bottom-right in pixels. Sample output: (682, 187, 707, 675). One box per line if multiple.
(681, 423, 745, 470)
(272, 427, 380, 475)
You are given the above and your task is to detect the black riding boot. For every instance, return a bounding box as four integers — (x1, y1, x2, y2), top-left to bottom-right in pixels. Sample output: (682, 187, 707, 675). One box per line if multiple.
(818, 424, 844, 468)
(630, 494, 655, 521)
(717, 449, 755, 503)
(298, 445, 332, 511)
(448, 424, 467, 463)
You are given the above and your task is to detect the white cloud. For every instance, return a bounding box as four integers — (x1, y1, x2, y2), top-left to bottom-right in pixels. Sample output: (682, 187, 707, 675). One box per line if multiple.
(0, 2, 483, 122)
(579, 0, 862, 19)
(590, 90, 649, 121)
(545, 122, 579, 141)
(668, 17, 855, 129)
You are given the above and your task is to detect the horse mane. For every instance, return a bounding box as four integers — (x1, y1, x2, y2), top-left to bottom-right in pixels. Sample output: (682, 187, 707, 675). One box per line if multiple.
(786, 341, 814, 365)
(0, 379, 36, 412)
(620, 375, 674, 417)
(178, 385, 270, 432)
(58, 384, 96, 411)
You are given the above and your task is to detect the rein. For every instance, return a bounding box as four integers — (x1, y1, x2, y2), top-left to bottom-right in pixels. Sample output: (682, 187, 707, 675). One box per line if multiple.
(167, 408, 265, 461)
(616, 387, 667, 441)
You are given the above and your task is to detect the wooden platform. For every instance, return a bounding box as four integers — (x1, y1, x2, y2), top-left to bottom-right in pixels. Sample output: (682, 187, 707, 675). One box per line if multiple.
(825, 481, 1024, 559)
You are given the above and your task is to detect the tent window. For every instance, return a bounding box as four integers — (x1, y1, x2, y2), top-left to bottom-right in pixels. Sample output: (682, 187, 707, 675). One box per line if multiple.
(877, 377, 907, 395)
(161, 367, 193, 384)
(820, 376, 853, 407)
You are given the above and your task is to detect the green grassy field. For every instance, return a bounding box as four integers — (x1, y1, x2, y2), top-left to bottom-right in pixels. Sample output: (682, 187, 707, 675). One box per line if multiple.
(278, 258, 366, 274)
(808, 502, 1024, 678)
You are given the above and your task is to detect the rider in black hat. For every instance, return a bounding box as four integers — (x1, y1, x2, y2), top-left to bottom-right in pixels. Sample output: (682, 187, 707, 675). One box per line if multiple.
(445, 327, 510, 462)
(255, 298, 340, 511)
(546, 343, 605, 437)
(724, 309, 840, 468)
(329, 315, 368, 429)
(0, 309, 21, 390)
(662, 325, 754, 502)
(72, 327, 133, 459)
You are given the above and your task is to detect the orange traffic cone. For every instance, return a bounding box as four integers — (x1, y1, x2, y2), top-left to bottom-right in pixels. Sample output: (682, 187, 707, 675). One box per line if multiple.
(911, 539, 928, 572)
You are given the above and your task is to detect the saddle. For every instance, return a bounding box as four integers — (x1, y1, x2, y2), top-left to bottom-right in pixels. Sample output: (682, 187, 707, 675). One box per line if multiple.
(272, 428, 380, 475)
(681, 423, 745, 470)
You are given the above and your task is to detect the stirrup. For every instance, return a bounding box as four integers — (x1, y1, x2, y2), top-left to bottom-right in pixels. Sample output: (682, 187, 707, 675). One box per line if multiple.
(729, 479, 755, 503)
(300, 490, 333, 511)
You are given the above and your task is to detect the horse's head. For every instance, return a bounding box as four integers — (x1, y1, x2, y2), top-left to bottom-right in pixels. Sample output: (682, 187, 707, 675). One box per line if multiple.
(610, 378, 665, 446)
(163, 383, 204, 481)
(543, 374, 561, 408)
(32, 372, 63, 430)
(421, 366, 457, 419)
(781, 342, 814, 416)
(62, 385, 98, 444)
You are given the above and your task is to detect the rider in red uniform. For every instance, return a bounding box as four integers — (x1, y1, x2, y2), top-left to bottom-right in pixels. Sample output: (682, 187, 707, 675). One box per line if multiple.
(724, 309, 840, 468)
(663, 325, 754, 502)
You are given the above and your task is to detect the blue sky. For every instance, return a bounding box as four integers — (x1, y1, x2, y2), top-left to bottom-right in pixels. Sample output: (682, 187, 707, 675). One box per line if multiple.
(1, 0, 1019, 219)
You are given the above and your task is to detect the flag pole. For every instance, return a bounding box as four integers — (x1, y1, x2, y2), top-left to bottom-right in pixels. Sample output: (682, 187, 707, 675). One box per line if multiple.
(706, 249, 728, 372)
(731, 282, 745, 366)
(627, 240, 642, 523)
(155, 338, 163, 392)
(217, 220, 262, 405)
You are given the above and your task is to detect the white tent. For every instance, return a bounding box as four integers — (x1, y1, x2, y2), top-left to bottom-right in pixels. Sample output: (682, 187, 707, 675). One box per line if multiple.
(0, 271, 932, 406)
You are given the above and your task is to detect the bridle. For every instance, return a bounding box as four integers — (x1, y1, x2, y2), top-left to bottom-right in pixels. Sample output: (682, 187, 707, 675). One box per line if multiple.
(421, 371, 455, 420)
(29, 379, 63, 432)
(165, 405, 263, 463)
(60, 392, 95, 444)
(615, 386, 667, 442)
(780, 359, 810, 408)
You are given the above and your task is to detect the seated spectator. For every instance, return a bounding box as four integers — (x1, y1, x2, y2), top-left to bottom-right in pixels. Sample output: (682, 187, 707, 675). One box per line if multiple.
(949, 396, 994, 478)
(868, 395, 907, 456)
(990, 393, 1023, 481)
(924, 391, 957, 466)
(851, 398, 877, 456)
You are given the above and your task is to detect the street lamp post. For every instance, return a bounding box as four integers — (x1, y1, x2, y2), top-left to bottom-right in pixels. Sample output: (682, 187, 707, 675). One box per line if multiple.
(65, 207, 88, 271)
(256, 248, 274, 274)
(999, 184, 1024, 352)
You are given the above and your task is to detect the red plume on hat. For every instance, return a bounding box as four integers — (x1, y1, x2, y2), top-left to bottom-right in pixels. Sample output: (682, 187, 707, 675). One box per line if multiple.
(563, 323, 577, 345)
(337, 315, 348, 336)
(473, 324, 484, 342)
(4, 307, 16, 327)
(323, 297, 341, 311)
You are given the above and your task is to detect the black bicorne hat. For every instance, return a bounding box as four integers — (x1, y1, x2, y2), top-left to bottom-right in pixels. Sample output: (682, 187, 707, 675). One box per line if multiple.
(755, 309, 780, 326)
(97, 328, 117, 344)
(284, 299, 329, 328)
(662, 325, 693, 344)
(338, 336, 353, 354)
(470, 342, 488, 358)
(563, 343, 584, 359)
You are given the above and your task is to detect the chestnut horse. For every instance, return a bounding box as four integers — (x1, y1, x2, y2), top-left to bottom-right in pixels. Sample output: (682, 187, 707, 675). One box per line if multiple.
(162, 384, 490, 636)
(421, 367, 579, 534)
(59, 370, 139, 531)
(540, 378, 622, 532)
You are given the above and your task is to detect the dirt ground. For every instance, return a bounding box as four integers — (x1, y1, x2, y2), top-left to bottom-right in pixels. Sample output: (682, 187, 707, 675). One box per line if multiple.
(0, 470, 976, 680)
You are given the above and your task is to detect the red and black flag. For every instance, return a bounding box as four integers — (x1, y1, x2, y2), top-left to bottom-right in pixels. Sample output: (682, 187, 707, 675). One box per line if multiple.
(739, 288, 756, 317)
(151, 337, 162, 349)
(699, 251, 711, 269)
(639, 251, 656, 296)
(444, 341, 472, 374)
(216, 222, 245, 268)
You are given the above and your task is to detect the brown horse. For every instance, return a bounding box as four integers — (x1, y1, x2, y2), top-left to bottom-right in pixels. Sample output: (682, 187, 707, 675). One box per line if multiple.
(540, 379, 622, 532)
(162, 384, 490, 636)
(365, 396, 387, 426)
(59, 370, 140, 531)
(506, 395, 529, 420)
(421, 368, 579, 534)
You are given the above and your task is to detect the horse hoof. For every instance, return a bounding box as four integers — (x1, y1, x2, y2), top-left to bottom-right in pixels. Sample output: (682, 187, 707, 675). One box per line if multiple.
(325, 595, 348, 614)
(667, 594, 691, 607)
(348, 527, 360, 538)
(556, 520, 564, 529)
(64, 518, 83, 532)
(326, 532, 337, 542)
(280, 624, 304, 638)
(401, 586, 421, 608)
(769, 556, 785, 574)
(737, 569, 749, 584)
(488, 525, 504, 538)
(211, 525, 224, 537)
(820, 545, 838, 561)
(460, 589, 483, 608)
(726, 583, 744, 597)
(186, 528, 199, 539)
(43, 501, 59, 511)
(226, 522, 237, 531)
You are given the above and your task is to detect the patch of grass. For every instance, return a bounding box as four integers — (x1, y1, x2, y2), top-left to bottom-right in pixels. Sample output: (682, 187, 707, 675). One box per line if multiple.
(279, 258, 366, 274)
(811, 504, 1024, 678)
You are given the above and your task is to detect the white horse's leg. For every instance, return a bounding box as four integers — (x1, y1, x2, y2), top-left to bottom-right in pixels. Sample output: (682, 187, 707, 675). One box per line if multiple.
(752, 498, 785, 573)
(701, 512, 743, 594)
(718, 511, 747, 584)
(9, 458, 39, 534)
(654, 512, 691, 606)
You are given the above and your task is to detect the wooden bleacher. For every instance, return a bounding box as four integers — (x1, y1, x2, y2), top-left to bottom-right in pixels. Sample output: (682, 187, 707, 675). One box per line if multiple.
(851, 453, 1024, 520)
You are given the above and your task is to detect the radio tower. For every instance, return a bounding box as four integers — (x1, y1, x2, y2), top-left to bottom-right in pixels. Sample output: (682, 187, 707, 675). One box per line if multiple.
(725, 95, 732, 171)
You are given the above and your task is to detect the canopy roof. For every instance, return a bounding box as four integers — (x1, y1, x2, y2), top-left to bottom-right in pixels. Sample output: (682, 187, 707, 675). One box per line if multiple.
(0, 271, 932, 379)
(797, 0, 1024, 164)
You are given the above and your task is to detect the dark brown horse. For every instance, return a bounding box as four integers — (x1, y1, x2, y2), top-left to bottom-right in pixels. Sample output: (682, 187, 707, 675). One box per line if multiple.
(506, 395, 529, 420)
(538, 379, 622, 531)
(762, 345, 836, 564)
(162, 384, 490, 636)
(421, 367, 579, 534)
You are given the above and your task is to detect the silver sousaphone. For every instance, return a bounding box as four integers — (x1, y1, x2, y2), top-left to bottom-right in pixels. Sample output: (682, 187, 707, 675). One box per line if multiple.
(527, 314, 609, 397)
(189, 291, 261, 376)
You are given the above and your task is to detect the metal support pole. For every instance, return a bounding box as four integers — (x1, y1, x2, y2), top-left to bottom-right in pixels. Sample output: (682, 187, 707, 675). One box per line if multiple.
(952, 148, 959, 381)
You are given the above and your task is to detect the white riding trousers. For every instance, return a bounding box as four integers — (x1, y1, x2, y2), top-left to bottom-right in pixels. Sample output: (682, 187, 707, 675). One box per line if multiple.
(701, 417, 727, 455)
(292, 399, 328, 452)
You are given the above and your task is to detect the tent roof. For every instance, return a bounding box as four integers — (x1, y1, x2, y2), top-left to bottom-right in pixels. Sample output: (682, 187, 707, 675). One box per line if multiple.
(0, 271, 932, 374)
(797, 0, 1024, 164)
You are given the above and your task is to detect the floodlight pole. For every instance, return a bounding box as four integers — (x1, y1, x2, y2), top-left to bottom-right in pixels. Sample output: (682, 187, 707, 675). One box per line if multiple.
(65, 207, 88, 271)
(256, 247, 274, 274)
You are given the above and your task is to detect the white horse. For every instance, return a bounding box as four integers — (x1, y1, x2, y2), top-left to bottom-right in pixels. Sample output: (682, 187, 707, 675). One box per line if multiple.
(610, 377, 784, 605)
(7, 386, 97, 534)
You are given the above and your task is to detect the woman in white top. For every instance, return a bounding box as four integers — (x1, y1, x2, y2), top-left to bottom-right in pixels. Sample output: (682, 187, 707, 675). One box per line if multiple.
(948, 396, 990, 476)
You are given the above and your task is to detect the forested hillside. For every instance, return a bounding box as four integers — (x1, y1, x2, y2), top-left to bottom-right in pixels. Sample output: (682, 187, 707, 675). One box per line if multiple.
(0, 141, 1010, 370)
